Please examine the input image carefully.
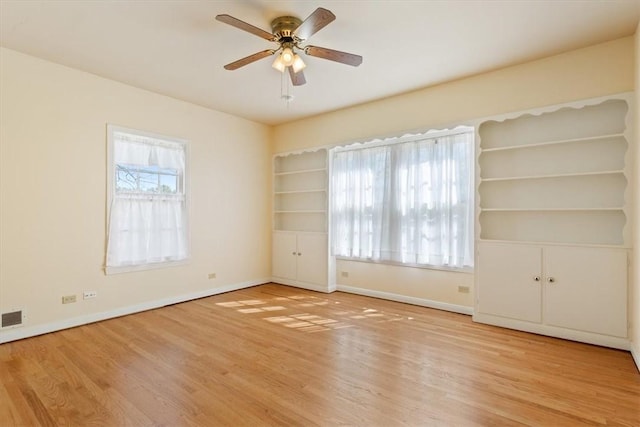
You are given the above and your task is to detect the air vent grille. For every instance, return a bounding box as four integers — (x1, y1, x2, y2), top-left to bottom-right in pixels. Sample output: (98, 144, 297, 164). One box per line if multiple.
(1, 310, 23, 328)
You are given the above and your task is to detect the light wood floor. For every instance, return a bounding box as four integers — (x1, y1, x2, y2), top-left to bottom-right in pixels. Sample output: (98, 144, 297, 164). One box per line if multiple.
(1, 283, 639, 426)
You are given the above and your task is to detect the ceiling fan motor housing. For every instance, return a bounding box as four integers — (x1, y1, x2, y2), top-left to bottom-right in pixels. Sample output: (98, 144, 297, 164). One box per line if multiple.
(271, 16, 303, 42)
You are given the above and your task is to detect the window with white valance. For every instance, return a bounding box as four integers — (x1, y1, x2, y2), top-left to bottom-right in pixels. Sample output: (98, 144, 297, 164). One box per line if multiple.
(331, 127, 474, 270)
(105, 125, 189, 274)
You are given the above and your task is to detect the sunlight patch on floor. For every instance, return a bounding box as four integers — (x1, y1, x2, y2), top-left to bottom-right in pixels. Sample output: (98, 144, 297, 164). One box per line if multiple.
(264, 313, 352, 333)
(215, 293, 408, 332)
(216, 299, 285, 314)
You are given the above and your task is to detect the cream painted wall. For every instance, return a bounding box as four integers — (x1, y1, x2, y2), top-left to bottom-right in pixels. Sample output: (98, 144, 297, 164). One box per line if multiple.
(274, 37, 634, 153)
(272, 36, 635, 310)
(336, 260, 474, 309)
(631, 22, 640, 370)
(0, 48, 272, 340)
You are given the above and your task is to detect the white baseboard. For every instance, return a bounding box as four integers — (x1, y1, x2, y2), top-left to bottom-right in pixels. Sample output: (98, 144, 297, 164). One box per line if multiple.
(631, 342, 640, 373)
(336, 284, 473, 315)
(0, 278, 270, 344)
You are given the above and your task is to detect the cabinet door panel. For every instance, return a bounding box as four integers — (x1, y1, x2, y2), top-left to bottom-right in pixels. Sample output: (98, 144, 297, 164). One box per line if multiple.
(272, 232, 297, 280)
(478, 243, 542, 323)
(544, 247, 627, 337)
(296, 233, 328, 286)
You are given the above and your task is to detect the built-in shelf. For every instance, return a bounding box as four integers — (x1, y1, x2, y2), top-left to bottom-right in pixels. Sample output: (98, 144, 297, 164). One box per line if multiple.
(275, 210, 326, 214)
(274, 167, 327, 176)
(479, 209, 626, 245)
(481, 170, 624, 182)
(479, 134, 626, 180)
(480, 133, 623, 153)
(273, 149, 328, 233)
(273, 212, 326, 233)
(481, 207, 624, 212)
(477, 238, 631, 250)
(477, 97, 630, 246)
(274, 189, 326, 195)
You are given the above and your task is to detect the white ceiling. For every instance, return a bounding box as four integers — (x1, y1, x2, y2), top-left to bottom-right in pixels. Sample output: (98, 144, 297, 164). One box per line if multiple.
(1, 1, 639, 125)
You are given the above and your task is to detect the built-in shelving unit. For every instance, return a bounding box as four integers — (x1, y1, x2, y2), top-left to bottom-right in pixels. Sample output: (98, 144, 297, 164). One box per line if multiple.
(273, 149, 327, 233)
(272, 148, 330, 292)
(478, 99, 630, 246)
(474, 95, 633, 350)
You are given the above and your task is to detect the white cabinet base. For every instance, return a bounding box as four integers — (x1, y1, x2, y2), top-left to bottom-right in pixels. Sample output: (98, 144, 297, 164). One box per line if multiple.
(270, 277, 336, 294)
(472, 312, 630, 350)
(475, 241, 629, 350)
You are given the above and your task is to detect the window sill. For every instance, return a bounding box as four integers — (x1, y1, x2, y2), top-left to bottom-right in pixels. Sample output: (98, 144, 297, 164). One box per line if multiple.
(105, 259, 190, 275)
(335, 256, 474, 274)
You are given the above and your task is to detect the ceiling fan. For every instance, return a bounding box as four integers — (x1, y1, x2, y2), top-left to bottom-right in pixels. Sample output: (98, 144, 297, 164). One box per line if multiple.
(215, 7, 362, 86)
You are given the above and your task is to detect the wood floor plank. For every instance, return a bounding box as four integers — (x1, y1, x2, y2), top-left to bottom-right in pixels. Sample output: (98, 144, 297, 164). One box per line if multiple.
(1, 283, 639, 426)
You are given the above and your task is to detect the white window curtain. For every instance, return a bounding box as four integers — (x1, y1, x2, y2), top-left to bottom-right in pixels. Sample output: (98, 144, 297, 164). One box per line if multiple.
(331, 129, 474, 269)
(106, 130, 189, 271)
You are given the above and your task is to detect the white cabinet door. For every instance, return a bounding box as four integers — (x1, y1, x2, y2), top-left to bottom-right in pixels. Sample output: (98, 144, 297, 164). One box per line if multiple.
(296, 233, 328, 286)
(543, 246, 627, 337)
(477, 242, 542, 323)
(272, 232, 327, 287)
(272, 232, 297, 280)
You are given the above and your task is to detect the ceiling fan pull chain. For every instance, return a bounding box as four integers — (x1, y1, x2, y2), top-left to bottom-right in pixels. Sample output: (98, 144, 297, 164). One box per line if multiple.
(280, 70, 293, 106)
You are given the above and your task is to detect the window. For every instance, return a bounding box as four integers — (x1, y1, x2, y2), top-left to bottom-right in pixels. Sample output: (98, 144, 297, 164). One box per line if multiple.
(331, 127, 473, 270)
(106, 125, 189, 273)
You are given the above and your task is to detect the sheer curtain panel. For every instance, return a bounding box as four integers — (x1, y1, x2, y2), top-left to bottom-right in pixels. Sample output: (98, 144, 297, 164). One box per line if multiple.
(106, 127, 189, 273)
(331, 129, 473, 269)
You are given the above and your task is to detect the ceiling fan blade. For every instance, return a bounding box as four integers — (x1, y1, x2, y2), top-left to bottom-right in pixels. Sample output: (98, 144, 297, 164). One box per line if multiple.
(288, 67, 306, 86)
(293, 7, 335, 40)
(224, 50, 275, 70)
(304, 46, 363, 67)
(216, 14, 275, 41)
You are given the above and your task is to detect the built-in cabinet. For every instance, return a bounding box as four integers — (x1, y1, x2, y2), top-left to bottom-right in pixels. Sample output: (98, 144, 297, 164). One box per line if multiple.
(272, 231, 328, 287)
(272, 149, 332, 292)
(477, 242, 628, 339)
(474, 95, 632, 349)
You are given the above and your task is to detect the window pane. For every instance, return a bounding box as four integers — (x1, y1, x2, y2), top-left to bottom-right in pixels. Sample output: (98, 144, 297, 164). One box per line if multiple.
(116, 166, 137, 191)
(115, 163, 180, 194)
(138, 172, 158, 192)
(160, 174, 178, 194)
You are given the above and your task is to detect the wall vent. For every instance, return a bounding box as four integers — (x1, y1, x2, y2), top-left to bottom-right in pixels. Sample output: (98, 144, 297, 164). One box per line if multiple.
(1, 310, 23, 328)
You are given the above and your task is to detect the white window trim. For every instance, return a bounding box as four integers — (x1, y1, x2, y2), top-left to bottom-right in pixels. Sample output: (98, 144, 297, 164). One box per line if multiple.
(105, 259, 190, 275)
(105, 124, 191, 275)
(335, 256, 474, 274)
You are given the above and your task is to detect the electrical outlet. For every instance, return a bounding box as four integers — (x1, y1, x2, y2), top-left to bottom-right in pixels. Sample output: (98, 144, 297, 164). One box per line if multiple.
(83, 291, 97, 300)
(458, 286, 470, 294)
(62, 295, 77, 304)
(208, 273, 216, 279)
(341, 271, 349, 278)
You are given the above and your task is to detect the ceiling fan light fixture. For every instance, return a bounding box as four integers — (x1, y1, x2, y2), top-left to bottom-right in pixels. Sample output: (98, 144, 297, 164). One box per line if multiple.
(272, 54, 286, 72)
(217, 8, 361, 89)
(292, 54, 306, 73)
(281, 47, 295, 66)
